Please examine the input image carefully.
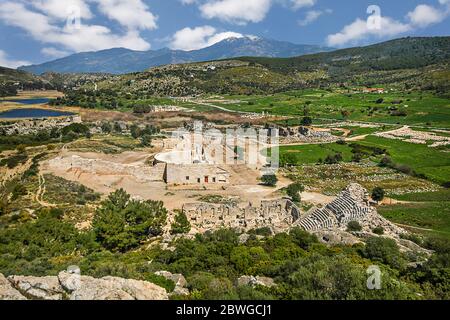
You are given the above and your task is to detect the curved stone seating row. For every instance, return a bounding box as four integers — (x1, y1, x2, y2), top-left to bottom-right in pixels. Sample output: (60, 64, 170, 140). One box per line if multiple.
(298, 208, 336, 231)
(297, 184, 373, 231)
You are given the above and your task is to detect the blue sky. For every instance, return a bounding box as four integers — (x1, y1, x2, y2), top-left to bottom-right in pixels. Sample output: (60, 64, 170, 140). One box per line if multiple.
(0, 0, 449, 68)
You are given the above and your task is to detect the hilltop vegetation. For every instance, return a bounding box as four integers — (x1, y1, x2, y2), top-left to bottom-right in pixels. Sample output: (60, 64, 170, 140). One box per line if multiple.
(51, 37, 450, 100)
(0, 67, 53, 97)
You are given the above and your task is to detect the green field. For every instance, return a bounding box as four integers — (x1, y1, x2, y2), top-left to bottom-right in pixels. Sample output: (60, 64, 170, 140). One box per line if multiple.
(392, 189, 450, 202)
(358, 136, 450, 185)
(277, 135, 450, 185)
(379, 201, 450, 240)
(278, 143, 354, 165)
(213, 89, 450, 128)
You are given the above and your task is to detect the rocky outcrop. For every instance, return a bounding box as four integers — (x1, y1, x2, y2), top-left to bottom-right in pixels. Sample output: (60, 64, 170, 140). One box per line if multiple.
(313, 230, 362, 246)
(0, 274, 26, 300)
(155, 271, 189, 296)
(8, 275, 66, 300)
(237, 276, 276, 288)
(0, 272, 168, 301)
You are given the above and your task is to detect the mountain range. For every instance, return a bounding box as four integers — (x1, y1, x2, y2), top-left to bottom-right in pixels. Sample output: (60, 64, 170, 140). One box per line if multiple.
(18, 37, 332, 75)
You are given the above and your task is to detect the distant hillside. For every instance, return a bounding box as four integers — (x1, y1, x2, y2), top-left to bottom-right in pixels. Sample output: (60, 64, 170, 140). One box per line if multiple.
(60, 37, 449, 98)
(19, 37, 332, 75)
(238, 37, 450, 74)
(0, 67, 53, 97)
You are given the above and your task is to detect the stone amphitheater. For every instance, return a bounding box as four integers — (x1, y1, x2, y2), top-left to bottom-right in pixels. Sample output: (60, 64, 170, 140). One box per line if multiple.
(295, 184, 406, 238)
(183, 183, 406, 240)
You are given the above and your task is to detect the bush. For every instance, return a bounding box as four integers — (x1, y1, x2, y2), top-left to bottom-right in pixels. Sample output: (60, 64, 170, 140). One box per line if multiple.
(372, 187, 385, 202)
(261, 174, 278, 187)
(347, 221, 362, 232)
(171, 211, 191, 235)
(300, 117, 312, 126)
(363, 237, 405, 270)
(324, 153, 343, 164)
(286, 183, 304, 202)
(372, 227, 384, 235)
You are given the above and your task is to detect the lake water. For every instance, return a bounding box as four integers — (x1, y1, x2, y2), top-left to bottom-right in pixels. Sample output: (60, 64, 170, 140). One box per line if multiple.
(0, 108, 75, 119)
(0, 98, 50, 105)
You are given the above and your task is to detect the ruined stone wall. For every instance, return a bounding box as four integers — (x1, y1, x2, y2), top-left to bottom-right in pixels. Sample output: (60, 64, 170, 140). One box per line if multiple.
(0, 115, 82, 136)
(165, 163, 229, 185)
(182, 199, 301, 232)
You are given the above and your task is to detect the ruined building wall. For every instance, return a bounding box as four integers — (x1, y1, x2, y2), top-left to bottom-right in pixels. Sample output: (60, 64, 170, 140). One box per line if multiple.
(182, 199, 301, 232)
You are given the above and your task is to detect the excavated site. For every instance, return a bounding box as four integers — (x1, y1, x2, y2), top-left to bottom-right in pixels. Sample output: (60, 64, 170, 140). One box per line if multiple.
(40, 130, 427, 251)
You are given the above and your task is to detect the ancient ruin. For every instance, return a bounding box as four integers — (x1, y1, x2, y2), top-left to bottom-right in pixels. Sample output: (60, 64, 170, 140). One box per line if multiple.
(375, 126, 450, 148)
(182, 199, 301, 233)
(295, 184, 406, 238)
(277, 126, 338, 144)
(0, 115, 82, 135)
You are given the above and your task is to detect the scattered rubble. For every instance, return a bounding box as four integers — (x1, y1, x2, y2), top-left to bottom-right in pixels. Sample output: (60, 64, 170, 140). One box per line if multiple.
(237, 276, 276, 288)
(375, 126, 450, 148)
(0, 115, 82, 135)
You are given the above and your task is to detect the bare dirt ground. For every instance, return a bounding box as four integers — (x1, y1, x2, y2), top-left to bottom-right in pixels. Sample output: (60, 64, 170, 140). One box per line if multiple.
(42, 147, 288, 211)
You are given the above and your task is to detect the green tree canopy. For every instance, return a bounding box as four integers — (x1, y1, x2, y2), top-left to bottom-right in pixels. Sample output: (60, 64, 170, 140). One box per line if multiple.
(93, 189, 167, 252)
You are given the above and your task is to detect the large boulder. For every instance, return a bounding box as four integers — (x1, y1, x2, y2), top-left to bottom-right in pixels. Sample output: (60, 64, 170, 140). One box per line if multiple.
(58, 272, 169, 300)
(155, 271, 187, 288)
(7, 275, 65, 300)
(0, 274, 26, 300)
(154, 271, 189, 296)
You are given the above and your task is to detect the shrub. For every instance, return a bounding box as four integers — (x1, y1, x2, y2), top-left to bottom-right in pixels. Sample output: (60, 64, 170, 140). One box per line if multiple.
(261, 174, 278, 187)
(373, 227, 384, 235)
(300, 117, 312, 126)
(171, 211, 191, 235)
(363, 237, 405, 270)
(347, 221, 362, 232)
(372, 187, 385, 202)
(286, 183, 304, 202)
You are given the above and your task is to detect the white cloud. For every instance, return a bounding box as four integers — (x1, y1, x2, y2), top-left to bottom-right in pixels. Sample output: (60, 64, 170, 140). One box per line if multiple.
(298, 9, 331, 26)
(0, 50, 31, 68)
(180, 0, 198, 4)
(407, 4, 448, 27)
(41, 47, 71, 59)
(92, 0, 158, 30)
(184, 0, 317, 24)
(170, 26, 245, 50)
(29, 0, 93, 21)
(290, 0, 316, 10)
(0, 1, 152, 53)
(327, 1, 450, 47)
(199, 0, 273, 25)
(326, 16, 411, 47)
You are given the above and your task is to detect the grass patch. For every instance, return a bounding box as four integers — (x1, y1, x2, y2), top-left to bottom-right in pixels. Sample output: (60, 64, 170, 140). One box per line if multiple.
(378, 202, 450, 240)
(278, 143, 353, 166)
(358, 136, 450, 185)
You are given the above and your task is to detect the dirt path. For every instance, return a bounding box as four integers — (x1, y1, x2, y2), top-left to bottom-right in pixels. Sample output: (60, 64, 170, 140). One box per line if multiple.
(394, 223, 434, 232)
(184, 99, 252, 114)
(35, 174, 55, 207)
